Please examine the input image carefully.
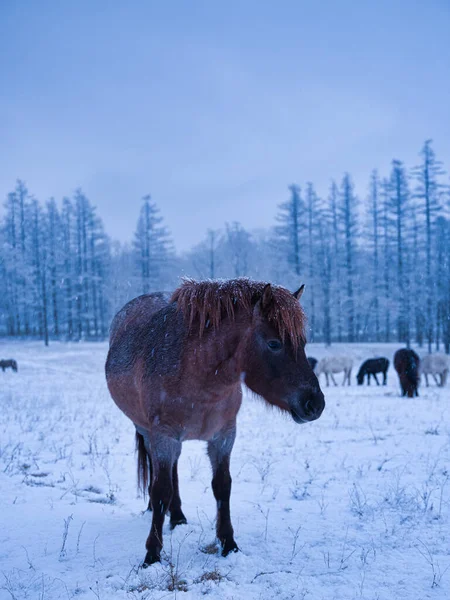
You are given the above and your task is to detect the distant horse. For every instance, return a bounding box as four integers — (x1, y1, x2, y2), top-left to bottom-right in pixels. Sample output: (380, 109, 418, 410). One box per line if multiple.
(0, 359, 18, 372)
(307, 356, 318, 372)
(394, 348, 420, 397)
(316, 356, 353, 386)
(356, 358, 389, 386)
(420, 354, 449, 387)
(106, 278, 325, 566)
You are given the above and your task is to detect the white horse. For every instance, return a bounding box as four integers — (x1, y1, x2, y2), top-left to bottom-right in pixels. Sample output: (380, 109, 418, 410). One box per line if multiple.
(316, 356, 353, 386)
(420, 354, 450, 387)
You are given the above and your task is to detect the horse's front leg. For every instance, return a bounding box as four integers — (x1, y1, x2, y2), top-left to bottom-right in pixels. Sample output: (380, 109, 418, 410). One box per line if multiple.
(207, 426, 239, 557)
(373, 373, 380, 385)
(143, 436, 181, 567)
(330, 373, 337, 386)
(432, 373, 440, 386)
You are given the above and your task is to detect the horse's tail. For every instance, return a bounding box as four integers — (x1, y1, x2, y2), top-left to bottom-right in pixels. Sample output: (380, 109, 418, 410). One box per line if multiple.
(135, 431, 149, 496)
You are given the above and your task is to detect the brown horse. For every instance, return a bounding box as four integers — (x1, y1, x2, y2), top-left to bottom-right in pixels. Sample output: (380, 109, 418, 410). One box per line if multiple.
(394, 348, 420, 397)
(105, 278, 325, 566)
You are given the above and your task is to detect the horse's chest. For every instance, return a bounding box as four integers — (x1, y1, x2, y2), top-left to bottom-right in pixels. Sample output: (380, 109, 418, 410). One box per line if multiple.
(181, 396, 240, 441)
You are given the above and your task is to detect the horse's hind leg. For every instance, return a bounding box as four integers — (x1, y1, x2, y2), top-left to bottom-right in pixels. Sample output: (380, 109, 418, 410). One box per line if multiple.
(425, 373, 429, 387)
(373, 373, 380, 385)
(330, 373, 337, 386)
(207, 426, 239, 557)
(383, 370, 387, 385)
(432, 373, 440, 386)
(169, 460, 187, 529)
(143, 435, 181, 567)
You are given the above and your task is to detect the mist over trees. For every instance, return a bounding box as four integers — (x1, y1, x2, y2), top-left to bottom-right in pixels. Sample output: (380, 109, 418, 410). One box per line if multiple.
(1, 140, 449, 351)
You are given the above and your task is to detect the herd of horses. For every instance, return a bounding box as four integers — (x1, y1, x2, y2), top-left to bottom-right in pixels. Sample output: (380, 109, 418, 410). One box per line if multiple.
(2, 277, 449, 567)
(307, 350, 449, 397)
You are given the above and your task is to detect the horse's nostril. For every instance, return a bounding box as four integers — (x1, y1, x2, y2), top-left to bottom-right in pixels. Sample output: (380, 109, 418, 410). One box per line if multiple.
(301, 390, 325, 420)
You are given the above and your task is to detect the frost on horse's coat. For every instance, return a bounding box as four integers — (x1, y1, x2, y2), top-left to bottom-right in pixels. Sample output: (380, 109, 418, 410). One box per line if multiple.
(105, 278, 325, 566)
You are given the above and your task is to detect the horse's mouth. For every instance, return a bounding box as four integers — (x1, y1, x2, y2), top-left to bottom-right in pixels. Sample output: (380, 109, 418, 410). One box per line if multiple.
(290, 409, 308, 424)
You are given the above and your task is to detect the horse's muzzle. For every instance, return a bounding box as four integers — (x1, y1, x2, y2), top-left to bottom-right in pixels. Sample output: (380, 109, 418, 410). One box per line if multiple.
(290, 387, 325, 423)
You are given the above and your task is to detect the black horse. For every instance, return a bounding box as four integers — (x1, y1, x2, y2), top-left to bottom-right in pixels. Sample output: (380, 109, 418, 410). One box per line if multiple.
(307, 357, 318, 372)
(356, 358, 389, 385)
(0, 359, 18, 372)
(394, 349, 420, 398)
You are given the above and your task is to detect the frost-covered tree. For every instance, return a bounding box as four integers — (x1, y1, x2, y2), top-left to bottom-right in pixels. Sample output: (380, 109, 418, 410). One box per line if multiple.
(274, 184, 304, 277)
(413, 140, 446, 352)
(388, 160, 412, 346)
(339, 173, 358, 342)
(134, 195, 173, 294)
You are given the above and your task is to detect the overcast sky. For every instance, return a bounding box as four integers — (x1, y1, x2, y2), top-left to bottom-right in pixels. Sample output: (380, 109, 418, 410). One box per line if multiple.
(1, 0, 449, 251)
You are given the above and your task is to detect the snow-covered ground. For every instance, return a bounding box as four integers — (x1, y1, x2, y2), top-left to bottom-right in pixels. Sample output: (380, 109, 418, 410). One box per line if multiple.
(0, 341, 449, 600)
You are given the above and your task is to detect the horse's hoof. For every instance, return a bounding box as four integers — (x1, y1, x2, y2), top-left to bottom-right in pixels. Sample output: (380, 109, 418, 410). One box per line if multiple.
(221, 540, 239, 557)
(170, 515, 187, 530)
(142, 550, 160, 567)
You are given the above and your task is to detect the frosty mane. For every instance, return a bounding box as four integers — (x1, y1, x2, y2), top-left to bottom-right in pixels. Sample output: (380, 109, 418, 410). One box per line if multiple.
(171, 278, 306, 350)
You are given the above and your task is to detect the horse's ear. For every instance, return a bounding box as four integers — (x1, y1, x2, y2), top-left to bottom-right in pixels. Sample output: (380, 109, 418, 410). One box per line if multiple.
(293, 284, 305, 300)
(261, 283, 274, 310)
(254, 284, 273, 319)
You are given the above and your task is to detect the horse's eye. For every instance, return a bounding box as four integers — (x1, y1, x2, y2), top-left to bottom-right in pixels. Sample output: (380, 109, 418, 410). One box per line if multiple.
(267, 339, 282, 351)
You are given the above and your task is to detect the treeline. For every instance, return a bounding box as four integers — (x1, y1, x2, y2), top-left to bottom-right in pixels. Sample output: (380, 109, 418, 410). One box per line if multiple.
(1, 140, 449, 350)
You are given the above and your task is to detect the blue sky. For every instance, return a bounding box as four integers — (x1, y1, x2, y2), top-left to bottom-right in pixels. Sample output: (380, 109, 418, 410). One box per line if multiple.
(1, 0, 449, 250)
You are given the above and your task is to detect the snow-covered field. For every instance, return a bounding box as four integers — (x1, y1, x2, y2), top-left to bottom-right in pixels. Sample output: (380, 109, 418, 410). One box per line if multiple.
(0, 341, 449, 600)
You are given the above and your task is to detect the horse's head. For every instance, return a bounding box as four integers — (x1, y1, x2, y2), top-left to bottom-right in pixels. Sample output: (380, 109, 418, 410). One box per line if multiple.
(356, 371, 364, 385)
(243, 284, 325, 424)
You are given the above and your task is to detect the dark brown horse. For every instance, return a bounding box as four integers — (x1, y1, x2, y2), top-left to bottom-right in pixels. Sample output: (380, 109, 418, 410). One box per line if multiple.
(106, 278, 325, 566)
(0, 359, 18, 372)
(394, 348, 420, 397)
(356, 357, 389, 385)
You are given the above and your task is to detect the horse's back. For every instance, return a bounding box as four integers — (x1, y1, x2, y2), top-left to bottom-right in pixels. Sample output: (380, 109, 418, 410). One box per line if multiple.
(109, 293, 171, 346)
(421, 353, 450, 373)
(394, 348, 419, 368)
(320, 355, 352, 372)
(363, 357, 389, 372)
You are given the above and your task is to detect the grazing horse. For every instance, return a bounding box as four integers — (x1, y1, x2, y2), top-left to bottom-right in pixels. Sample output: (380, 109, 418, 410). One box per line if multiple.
(420, 354, 450, 387)
(106, 278, 325, 566)
(307, 356, 318, 372)
(0, 359, 18, 372)
(356, 358, 389, 386)
(394, 348, 420, 397)
(316, 356, 353, 386)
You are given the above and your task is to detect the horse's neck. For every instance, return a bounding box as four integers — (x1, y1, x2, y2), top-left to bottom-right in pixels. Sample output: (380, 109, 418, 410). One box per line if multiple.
(190, 316, 250, 386)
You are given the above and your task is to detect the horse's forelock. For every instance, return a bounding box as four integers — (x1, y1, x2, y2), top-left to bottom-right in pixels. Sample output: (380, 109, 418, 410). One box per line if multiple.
(171, 278, 306, 350)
